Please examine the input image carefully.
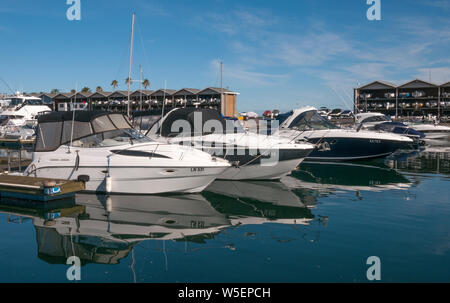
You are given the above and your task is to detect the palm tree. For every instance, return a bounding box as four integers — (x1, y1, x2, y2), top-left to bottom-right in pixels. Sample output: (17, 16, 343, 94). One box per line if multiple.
(50, 88, 60, 94)
(81, 87, 91, 93)
(143, 79, 150, 89)
(111, 80, 118, 90)
(125, 77, 132, 86)
(96, 86, 103, 92)
(70, 89, 76, 94)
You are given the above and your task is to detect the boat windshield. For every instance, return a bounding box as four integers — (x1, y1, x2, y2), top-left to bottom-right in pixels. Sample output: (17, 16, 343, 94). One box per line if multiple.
(71, 129, 150, 148)
(361, 115, 391, 123)
(10, 98, 23, 106)
(288, 110, 339, 130)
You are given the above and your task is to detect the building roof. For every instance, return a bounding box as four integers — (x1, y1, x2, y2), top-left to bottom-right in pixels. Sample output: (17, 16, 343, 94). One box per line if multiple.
(358, 81, 397, 90)
(440, 81, 450, 87)
(53, 92, 75, 99)
(40, 93, 58, 98)
(198, 87, 237, 95)
(108, 90, 129, 98)
(90, 91, 113, 98)
(398, 79, 437, 89)
(130, 90, 154, 97)
(173, 88, 201, 95)
(151, 89, 177, 97)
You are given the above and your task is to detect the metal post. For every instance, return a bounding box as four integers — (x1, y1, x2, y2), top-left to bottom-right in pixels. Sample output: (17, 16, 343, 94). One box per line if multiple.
(127, 13, 135, 117)
(438, 86, 441, 121)
(395, 88, 398, 118)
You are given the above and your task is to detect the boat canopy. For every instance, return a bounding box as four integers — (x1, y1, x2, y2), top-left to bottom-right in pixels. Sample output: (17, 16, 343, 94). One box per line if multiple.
(280, 107, 339, 130)
(132, 109, 163, 131)
(150, 108, 230, 137)
(35, 111, 132, 152)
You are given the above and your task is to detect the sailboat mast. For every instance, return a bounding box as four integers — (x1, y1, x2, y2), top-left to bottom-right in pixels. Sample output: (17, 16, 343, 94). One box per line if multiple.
(127, 13, 135, 117)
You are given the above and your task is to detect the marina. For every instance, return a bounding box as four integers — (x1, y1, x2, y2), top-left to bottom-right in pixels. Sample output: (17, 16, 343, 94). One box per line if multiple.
(1, 0, 449, 286)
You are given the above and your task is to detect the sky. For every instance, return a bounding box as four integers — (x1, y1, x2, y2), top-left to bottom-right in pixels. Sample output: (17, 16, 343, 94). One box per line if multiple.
(0, 0, 449, 113)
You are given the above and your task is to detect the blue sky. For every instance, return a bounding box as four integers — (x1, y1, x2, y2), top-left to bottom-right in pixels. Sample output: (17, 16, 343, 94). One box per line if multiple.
(1, 0, 449, 112)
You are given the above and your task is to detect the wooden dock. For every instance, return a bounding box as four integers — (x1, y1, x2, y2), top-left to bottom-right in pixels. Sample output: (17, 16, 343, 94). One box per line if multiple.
(0, 174, 85, 202)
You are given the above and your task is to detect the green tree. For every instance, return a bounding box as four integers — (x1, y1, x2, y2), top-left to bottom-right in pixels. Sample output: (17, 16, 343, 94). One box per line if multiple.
(111, 80, 118, 90)
(81, 87, 91, 93)
(96, 86, 103, 92)
(143, 79, 150, 89)
(50, 88, 60, 94)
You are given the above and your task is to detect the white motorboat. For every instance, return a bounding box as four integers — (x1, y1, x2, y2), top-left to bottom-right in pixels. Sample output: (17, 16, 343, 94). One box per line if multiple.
(274, 107, 415, 161)
(354, 112, 425, 142)
(138, 108, 315, 180)
(0, 104, 51, 139)
(24, 111, 230, 194)
(406, 123, 450, 142)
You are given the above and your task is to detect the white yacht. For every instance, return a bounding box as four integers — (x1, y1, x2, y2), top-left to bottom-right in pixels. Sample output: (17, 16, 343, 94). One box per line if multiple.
(138, 108, 315, 180)
(354, 112, 425, 141)
(2, 93, 45, 110)
(406, 123, 450, 142)
(274, 107, 414, 161)
(24, 111, 230, 194)
(0, 104, 51, 140)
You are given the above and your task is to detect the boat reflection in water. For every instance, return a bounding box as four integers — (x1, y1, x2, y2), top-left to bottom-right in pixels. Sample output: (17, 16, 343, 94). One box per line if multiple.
(386, 146, 450, 175)
(282, 161, 412, 198)
(204, 180, 315, 226)
(0, 180, 317, 266)
(34, 194, 229, 265)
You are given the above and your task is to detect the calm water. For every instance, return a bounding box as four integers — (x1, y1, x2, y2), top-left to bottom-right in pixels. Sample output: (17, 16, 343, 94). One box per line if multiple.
(0, 147, 449, 282)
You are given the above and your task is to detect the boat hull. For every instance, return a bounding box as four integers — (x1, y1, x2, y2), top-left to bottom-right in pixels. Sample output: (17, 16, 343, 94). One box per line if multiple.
(31, 166, 227, 194)
(305, 137, 412, 161)
(199, 146, 313, 180)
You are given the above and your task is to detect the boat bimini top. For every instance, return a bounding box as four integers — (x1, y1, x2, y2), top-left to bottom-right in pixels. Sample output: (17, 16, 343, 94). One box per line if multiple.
(146, 108, 238, 137)
(35, 111, 134, 152)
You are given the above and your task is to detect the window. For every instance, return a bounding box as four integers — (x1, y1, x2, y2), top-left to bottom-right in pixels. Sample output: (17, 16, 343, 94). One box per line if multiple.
(289, 111, 339, 130)
(361, 115, 391, 123)
(91, 115, 116, 133)
(35, 122, 63, 152)
(71, 129, 150, 148)
(109, 114, 131, 129)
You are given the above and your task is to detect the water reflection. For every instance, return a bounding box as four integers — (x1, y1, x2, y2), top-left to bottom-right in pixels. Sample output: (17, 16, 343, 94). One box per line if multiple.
(387, 147, 450, 175)
(0, 181, 317, 266)
(283, 161, 412, 196)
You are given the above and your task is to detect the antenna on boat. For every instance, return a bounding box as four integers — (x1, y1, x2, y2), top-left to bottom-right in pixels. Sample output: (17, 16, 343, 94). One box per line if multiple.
(160, 80, 167, 137)
(69, 82, 78, 152)
(127, 13, 136, 118)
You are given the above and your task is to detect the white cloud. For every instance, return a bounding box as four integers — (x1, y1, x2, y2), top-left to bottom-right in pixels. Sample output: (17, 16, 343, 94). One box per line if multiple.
(210, 59, 288, 86)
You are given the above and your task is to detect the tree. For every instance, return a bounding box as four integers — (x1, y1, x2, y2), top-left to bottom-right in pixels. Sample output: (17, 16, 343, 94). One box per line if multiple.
(96, 86, 103, 92)
(125, 77, 132, 86)
(50, 88, 60, 94)
(81, 87, 91, 93)
(70, 89, 76, 94)
(143, 79, 150, 89)
(111, 80, 118, 90)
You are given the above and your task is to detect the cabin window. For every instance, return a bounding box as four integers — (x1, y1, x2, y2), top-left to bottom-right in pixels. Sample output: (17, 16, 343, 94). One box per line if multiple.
(71, 129, 150, 148)
(61, 121, 93, 144)
(35, 122, 63, 152)
(109, 114, 131, 129)
(91, 115, 116, 133)
(361, 115, 391, 123)
(289, 111, 339, 130)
